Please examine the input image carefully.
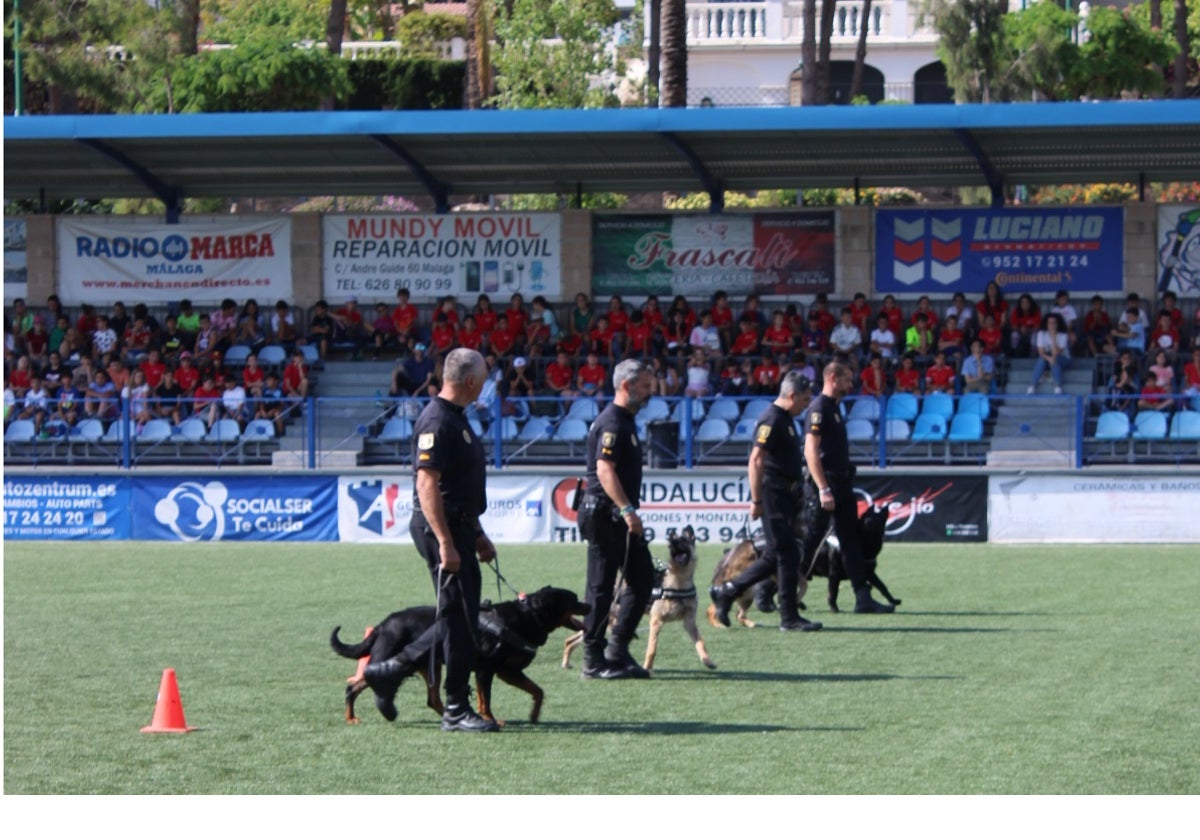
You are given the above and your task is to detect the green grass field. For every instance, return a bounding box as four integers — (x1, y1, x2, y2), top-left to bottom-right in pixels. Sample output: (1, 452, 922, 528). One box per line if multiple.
(4, 540, 1198, 795)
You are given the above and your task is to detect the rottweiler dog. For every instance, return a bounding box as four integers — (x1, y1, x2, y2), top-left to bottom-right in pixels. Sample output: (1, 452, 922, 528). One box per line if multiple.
(332, 586, 589, 725)
(706, 505, 900, 627)
(642, 526, 716, 672)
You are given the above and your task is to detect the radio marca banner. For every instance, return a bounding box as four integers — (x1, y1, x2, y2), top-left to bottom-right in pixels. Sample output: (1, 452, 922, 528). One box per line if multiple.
(592, 212, 836, 297)
(3, 476, 131, 540)
(875, 207, 1124, 294)
(57, 218, 292, 306)
(1155, 204, 1200, 296)
(322, 213, 563, 302)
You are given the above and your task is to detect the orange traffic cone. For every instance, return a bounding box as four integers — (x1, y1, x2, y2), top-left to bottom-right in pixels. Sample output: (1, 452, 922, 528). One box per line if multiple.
(141, 668, 196, 733)
(347, 626, 374, 684)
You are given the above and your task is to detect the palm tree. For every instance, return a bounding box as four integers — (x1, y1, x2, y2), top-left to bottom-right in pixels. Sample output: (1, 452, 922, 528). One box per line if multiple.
(1173, 0, 1189, 98)
(660, 0, 687, 107)
(801, 0, 817, 104)
(466, 0, 491, 109)
(849, 0, 874, 100)
(647, 0, 661, 107)
(816, 0, 836, 103)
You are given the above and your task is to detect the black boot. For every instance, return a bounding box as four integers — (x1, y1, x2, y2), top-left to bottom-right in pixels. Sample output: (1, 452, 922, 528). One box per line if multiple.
(709, 581, 737, 627)
(779, 615, 823, 631)
(753, 580, 778, 613)
(581, 645, 613, 680)
(854, 587, 895, 614)
(441, 699, 500, 733)
(605, 641, 650, 679)
(362, 655, 415, 721)
(778, 583, 822, 632)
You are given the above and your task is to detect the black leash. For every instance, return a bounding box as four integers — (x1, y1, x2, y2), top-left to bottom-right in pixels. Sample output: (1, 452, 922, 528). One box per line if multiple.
(602, 528, 635, 629)
(489, 552, 523, 599)
(428, 567, 447, 689)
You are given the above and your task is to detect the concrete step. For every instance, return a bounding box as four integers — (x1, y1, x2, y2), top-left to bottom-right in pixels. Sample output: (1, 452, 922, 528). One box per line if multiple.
(986, 448, 1074, 468)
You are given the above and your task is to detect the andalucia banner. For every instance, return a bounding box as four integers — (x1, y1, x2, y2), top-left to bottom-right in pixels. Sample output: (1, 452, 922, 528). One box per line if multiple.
(592, 212, 836, 298)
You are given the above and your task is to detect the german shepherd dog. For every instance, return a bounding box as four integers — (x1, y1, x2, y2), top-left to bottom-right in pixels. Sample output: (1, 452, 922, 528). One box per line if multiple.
(706, 505, 899, 627)
(332, 586, 589, 725)
(560, 566, 667, 669)
(642, 526, 716, 672)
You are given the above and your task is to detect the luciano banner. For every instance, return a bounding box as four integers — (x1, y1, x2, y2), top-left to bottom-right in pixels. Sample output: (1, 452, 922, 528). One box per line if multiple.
(322, 213, 562, 303)
(1155, 204, 1200, 296)
(875, 207, 1124, 294)
(592, 212, 836, 298)
(56, 217, 293, 306)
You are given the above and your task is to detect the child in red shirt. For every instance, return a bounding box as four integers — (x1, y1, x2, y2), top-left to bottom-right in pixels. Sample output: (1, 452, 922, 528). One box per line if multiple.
(762, 311, 793, 357)
(391, 289, 419, 346)
(894, 354, 921, 394)
(606, 295, 629, 336)
(624, 312, 652, 358)
(977, 314, 1004, 358)
(174, 354, 200, 394)
(139, 350, 167, 390)
(241, 353, 265, 398)
(555, 330, 582, 358)
(751, 356, 781, 395)
(457, 315, 484, 351)
(730, 318, 761, 358)
(505, 294, 527, 337)
(577, 353, 607, 397)
(473, 295, 497, 335)
(924, 351, 956, 394)
(429, 313, 457, 356)
(879, 294, 904, 339)
(283, 351, 309, 398)
(589, 315, 615, 358)
(487, 314, 516, 359)
(849, 293, 873, 339)
(860, 354, 887, 397)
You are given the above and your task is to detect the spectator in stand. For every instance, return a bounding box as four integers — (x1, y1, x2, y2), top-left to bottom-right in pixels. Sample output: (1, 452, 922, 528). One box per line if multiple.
(241, 352, 265, 399)
(1147, 348, 1175, 392)
(784, 302, 805, 336)
(894, 353, 922, 395)
(905, 312, 935, 364)
(569, 292, 595, 343)
(859, 353, 887, 398)
(937, 313, 966, 362)
(17, 375, 50, 434)
(307, 301, 336, 361)
(505, 293, 528, 348)
(791, 350, 816, 383)
(122, 368, 153, 433)
(8, 354, 33, 398)
(282, 350, 310, 399)
(456, 314, 484, 353)
(1182, 347, 1200, 400)
(435, 295, 461, 328)
(156, 315, 186, 364)
(751, 353, 783, 396)
(533, 295, 560, 342)
(333, 297, 369, 359)
(1008, 294, 1042, 358)
(75, 304, 98, 349)
(1083, 295, 1113, 357)
(945, 291, 975, 342)
(976, 281, 1009, 333)
(555, 326, 583, 359)
(122, 315, 152, 365)
(1125, 292, 1151, 332)
(264, 301, 295, 352)
(544, 349, 578, 407)
(49, 315, 70, 360)
(689, 309, 722, 360)
(741, 293, 767, 330)
(192, 373, 222, 427)
(472, 293, 498, 338)
(392, 288, 420, 351)
(91, 315, 119, 362)
(487, 313, 516, 360)
(606, 295, 629, 355)
(238, 299, 268, 352)
(869, 312, 898, 365)
(878, 293, 905, 341)
(52, 377, 84, 429)
(710, 291, 735, 350)
(849, 292, 872, 340)
(719, 358, 750, 397)
(924, 350, 957, 394)
(799, 311, 830, 360)
(830, 307, 863, 372)
(730, 315, 761, 360)
(1050, 290, 1079, 352)
(670, 295, 698, 333)
(506, 356, 535, 403)
(1106, 352, 1139, 417)
(1107, 307, 1146, 356)
(107, 301, 129, 342)
(589, 314, 616, 359)
(368, 303, 397, 359)
(23, 316, 49, 368)
(1028, 314, 1071, 395)
(762, 311, 793, 358)
(84, 368, 119, 421)
(42, 352, 68, 396)
(397, 342, 437, 398)
(256, 372, 288, 436)
(684, 349, 712, 398)
(1157, 290, 1185, 336)
(526, 298, 554, 357)
(663, 307, 691, 365)
(174, 299, 200, 345)
(1137, 375, 1174, 413)
(174, 352, 200, 396)
(641, 295, 665, 349)
(808, 293, 836, 337)
(219, 374, 251, 428)
(910, 295, 940, 334)
(139, 349, 167, 391)
(960, 339, 995, 394)
(577, 351, 607, 398)
(650, 353, 681, 397)
(209, 299, 239, 355)
(978, 313, 1004, 358)
(623, 310, 653, 360)
(106, 358, 129, 395)
(1148, 311, 1181, 364)
(43, 295, 66, 335)
(154, 368, 185, 425)
(192, 313, 220, 365)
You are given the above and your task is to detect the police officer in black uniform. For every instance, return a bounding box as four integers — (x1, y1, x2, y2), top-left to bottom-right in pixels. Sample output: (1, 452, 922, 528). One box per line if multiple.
(362, 348, 501, 732)
(711, 370, 822, 631)
(801, 361, 894, 614)
(578, 359, 656, 679)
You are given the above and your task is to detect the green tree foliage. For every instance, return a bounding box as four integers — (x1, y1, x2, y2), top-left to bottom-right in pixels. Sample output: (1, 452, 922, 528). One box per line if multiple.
(343, 58, 464, 110)
(921, 1, 1014, 103)
(499, 192, 629, 210)
(396, 11, 468, 59)
(201, 0, 326, 44)
(489, 0, 620, 109)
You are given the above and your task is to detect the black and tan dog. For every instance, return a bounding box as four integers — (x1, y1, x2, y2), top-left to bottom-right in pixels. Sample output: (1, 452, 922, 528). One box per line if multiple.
(332, 586, 589, 725)
(706, 505, 900, 627)
(642, 526, 716, 672)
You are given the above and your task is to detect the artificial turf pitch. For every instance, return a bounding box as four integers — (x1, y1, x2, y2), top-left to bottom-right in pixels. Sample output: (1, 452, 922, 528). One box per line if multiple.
(3, 540, 1197, 794)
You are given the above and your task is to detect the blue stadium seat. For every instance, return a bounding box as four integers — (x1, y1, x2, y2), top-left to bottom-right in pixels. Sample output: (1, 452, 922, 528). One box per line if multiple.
(920, 392, 955, 422)
(706, 397, 741, 422)
(848, 397, 881, 422)
(241, 419, 277, 442)
(1169, 410, 1200, 440)
(223, 345, 251, 369)
(948, 413, 984, 442)
(884, 418, 911, 441)
(740, 398, 772, 424)
(911, 414, 948, 442)
(957, 392, 991, 419)
(695, 418, 731, 442)
(638, 397, 670, 422)
(4, 419, 36, 443)
(518, 416, 553, 441)
(204, 418, 242, 443)
(1094, 411, 1130, 440)
(173, 418, 207, 443)
(137, 418, 174, 443)
(1131, 411, 1168, 440)
(553, 418, 589, 442)
(730, 418, 756, 442)
(258, 344, 287, 369)
(567, 397, 600, 421)
(846, 418, 876, 441)
(885, 393, 918, 422)
(377, 418, 413, 443)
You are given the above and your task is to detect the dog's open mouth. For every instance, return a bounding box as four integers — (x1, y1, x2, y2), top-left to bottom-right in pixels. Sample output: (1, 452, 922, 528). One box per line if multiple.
(671, 550, 695, 567)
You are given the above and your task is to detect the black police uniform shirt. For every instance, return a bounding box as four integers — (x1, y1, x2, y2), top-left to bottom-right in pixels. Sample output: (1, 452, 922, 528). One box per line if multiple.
(585, 403, 642, 507)
(754, 403, 803, 484)
(412, 396, 486, 517)
(803, 393, 850, 475)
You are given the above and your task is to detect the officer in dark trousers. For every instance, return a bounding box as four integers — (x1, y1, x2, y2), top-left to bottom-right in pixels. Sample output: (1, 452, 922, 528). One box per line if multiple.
(801, 361, 894, 614)
(711, 371, 822, 631)
(362, 348, 501, 732)
(578, 358, 656, 679)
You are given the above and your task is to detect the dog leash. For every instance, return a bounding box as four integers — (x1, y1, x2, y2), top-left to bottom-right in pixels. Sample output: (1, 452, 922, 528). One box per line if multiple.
(602, 528, 635, 630)
(489, 553, 524, 600)
(428, 566, 448, 689)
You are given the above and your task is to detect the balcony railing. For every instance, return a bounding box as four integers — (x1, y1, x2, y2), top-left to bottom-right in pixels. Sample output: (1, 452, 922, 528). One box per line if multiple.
(683, 0, 937, 46)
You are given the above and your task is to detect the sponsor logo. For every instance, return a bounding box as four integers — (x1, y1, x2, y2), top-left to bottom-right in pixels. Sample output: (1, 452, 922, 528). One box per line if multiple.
(346, 480, 407, 536)
(154, 481, 228, 542)
(854, 482, 952, 537)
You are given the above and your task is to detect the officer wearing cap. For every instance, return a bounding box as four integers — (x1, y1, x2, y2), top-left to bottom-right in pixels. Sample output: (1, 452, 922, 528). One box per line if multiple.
(711, 370, 821, 631)
(363, 348, 501, 732)
(577, 358, 656, 679)
(801, 361, 894, 614)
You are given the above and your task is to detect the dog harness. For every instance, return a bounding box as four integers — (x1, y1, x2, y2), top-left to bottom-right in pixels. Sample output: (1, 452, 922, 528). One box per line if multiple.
(654, 585, 697, 602)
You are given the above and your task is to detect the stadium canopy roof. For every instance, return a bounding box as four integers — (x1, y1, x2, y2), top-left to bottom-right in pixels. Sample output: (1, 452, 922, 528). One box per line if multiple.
(5, 100, 1200, 216)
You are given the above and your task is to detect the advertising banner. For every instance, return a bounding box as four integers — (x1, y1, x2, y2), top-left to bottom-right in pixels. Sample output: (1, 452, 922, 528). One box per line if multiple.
(131, 476, 338, 541)
(339, 474, 551, 543)
(322, 213, 562, 302)
(3, 475, 130, 540)
(875, 207, 1124, 295)
(1155, 204, 1200, 296)
(4, 217, 28, 303)
(989, 474, 1200, 543)
(592, 212, 836, 298)
(56, 217, 293, 306)
(855, 474, 987, 542)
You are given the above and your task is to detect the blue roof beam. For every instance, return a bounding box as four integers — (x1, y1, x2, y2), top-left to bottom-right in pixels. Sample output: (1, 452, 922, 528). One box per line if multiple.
(370, 134, 449, 213)
(954, 129, 1004, 208)
(660, 131, 724, 213)
(77, 138, 184, 222)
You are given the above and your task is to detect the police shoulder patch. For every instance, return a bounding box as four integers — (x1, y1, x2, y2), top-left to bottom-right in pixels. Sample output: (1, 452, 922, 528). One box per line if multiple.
(810, 411, 823, 428)
(418, 432, 435, 450)
(756, 424, 771, 443)
(602, 432, 616, 447)
(462, 429, 472, 443)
